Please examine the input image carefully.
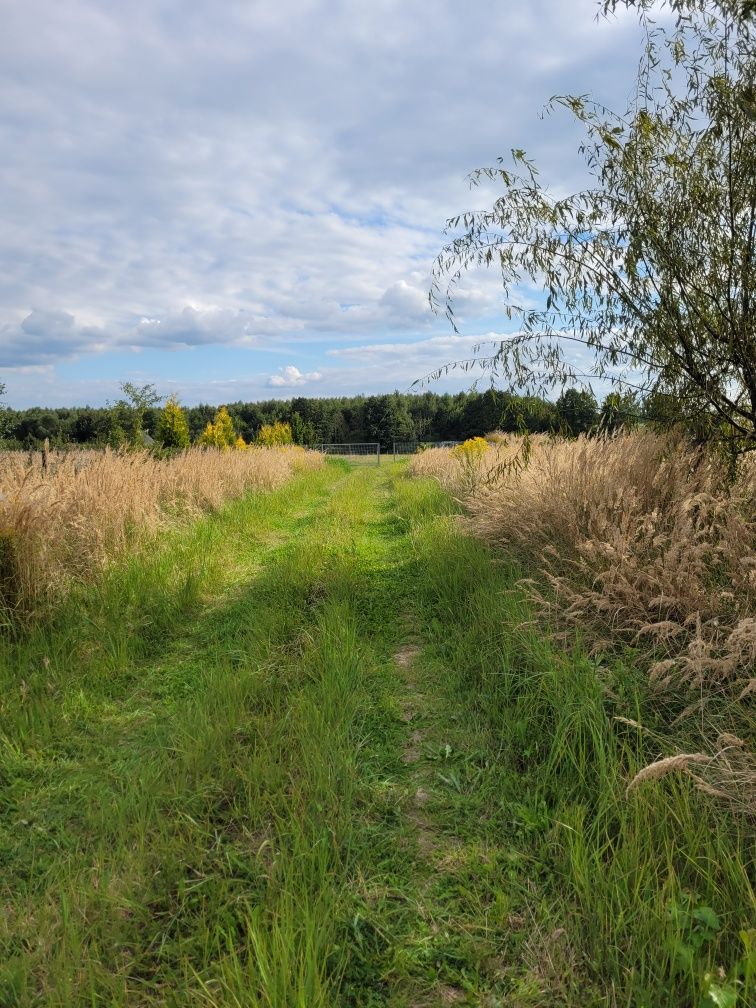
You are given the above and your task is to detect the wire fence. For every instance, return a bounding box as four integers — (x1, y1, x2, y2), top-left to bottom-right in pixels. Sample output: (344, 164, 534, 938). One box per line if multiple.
(392, 440, 462, 457)
(315, 443, 381, 464)
(313, 441, 465, 463)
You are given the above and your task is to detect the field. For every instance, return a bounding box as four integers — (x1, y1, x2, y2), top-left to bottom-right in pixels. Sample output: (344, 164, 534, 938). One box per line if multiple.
(0, 446, 322, 622)
(0, 442, 753, 1006)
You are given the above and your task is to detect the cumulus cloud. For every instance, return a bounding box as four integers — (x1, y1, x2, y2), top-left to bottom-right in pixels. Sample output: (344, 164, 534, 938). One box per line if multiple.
(268, 365, 323, 388)
(131, 306, 266, 350)
(0, 309, 108, 367)
(378, 280, 431, 324)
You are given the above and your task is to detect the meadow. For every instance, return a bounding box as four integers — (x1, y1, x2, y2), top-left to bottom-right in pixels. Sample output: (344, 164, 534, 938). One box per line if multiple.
(0, 439, 753, 1006)
(0, 445, 322, 623)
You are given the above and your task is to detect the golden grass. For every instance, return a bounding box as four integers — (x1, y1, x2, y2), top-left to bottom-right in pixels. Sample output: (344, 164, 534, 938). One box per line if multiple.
(0, 445, 323, 621)
(625, 753, 712, 793)
(410, 431, 755, 693)
(409, 431, 755, 803)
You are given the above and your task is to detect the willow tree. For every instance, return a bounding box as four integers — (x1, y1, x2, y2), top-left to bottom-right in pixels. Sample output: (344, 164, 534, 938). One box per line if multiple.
(431, 1, 755, 456)
(604, 1, 756, 19)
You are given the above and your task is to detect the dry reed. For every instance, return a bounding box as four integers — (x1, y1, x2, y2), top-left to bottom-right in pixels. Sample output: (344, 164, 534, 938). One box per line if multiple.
(0, 445, 323, 621)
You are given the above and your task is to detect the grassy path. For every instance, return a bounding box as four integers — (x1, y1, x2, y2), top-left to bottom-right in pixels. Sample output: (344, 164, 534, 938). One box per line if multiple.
(1, 462, 752, 1006)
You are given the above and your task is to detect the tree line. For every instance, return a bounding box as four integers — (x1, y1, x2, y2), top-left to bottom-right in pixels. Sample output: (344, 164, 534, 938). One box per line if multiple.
(0, 386, 655, 452)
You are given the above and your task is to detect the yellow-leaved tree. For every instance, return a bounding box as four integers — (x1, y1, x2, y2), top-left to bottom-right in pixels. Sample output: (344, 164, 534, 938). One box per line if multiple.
(156, 395, 190, 450)
(198, 406, 237, 449)
(256, 421, 293, 446)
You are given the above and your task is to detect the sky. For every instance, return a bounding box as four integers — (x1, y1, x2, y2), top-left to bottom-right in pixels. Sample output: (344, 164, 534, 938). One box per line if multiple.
(0, 0, 647, 409)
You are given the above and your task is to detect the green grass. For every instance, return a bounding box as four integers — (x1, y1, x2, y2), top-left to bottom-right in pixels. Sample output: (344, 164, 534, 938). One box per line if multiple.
(1, 461, 752, 1006)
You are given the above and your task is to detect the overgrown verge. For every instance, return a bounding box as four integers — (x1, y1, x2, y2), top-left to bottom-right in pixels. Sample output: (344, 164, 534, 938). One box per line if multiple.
(383, 471, 754, 1006)
(0, 445, 322, 623)
(409, 432, 755, 806)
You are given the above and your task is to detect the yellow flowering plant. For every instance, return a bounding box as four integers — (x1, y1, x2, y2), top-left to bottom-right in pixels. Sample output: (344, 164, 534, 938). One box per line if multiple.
(451, 437, 489, 492)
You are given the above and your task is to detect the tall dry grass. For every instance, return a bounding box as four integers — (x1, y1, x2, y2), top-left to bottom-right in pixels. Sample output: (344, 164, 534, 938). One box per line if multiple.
(411, 431, 755, 695)
(410, 431, 755, 803)
(0, 445, 323, 621)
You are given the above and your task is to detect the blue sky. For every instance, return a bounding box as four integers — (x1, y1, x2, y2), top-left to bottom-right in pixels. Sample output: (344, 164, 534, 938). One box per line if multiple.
(0, 0, 646, 409)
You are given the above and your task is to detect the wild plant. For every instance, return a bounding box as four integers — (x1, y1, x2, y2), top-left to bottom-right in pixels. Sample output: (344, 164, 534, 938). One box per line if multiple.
(409, 430, 755, 803)
(0, 445, 323, 622)
(450, 437, 489, 492)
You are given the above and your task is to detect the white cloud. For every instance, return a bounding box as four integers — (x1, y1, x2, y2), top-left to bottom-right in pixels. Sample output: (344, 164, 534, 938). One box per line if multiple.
(378, 280, 430, 323)
(268, 365, 323, 387)
(0, 0, 647, 403)
(328, 332, 500, 363)
(0, 309, 109, 367)
(131, 306, 265, 350)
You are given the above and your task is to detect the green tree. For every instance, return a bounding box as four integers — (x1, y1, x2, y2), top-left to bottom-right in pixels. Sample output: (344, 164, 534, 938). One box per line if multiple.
(390, 393, 416, 443)
(327, 409, 349, 443)
(517, 395, 559, 433)
(156, 395, 190, 450)
(14, 409, 62, 447)
(187, 404, 216, 441)
(290, 412, 317, 446)
(0, 382, 9, 444)
(599, 391, 639, 433)
(227, 401, 264, 442)
(115, 382, 163, 447)
(461, 388, 507, 436)
(556, 389, 599, 436)
(431, 2, 756, 458)
(364, 394, 415, 450)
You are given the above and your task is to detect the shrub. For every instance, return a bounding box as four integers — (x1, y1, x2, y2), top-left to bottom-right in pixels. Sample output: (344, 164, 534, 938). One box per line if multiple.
(257, 421, 293, 447)
(451, 436, 489, 462)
